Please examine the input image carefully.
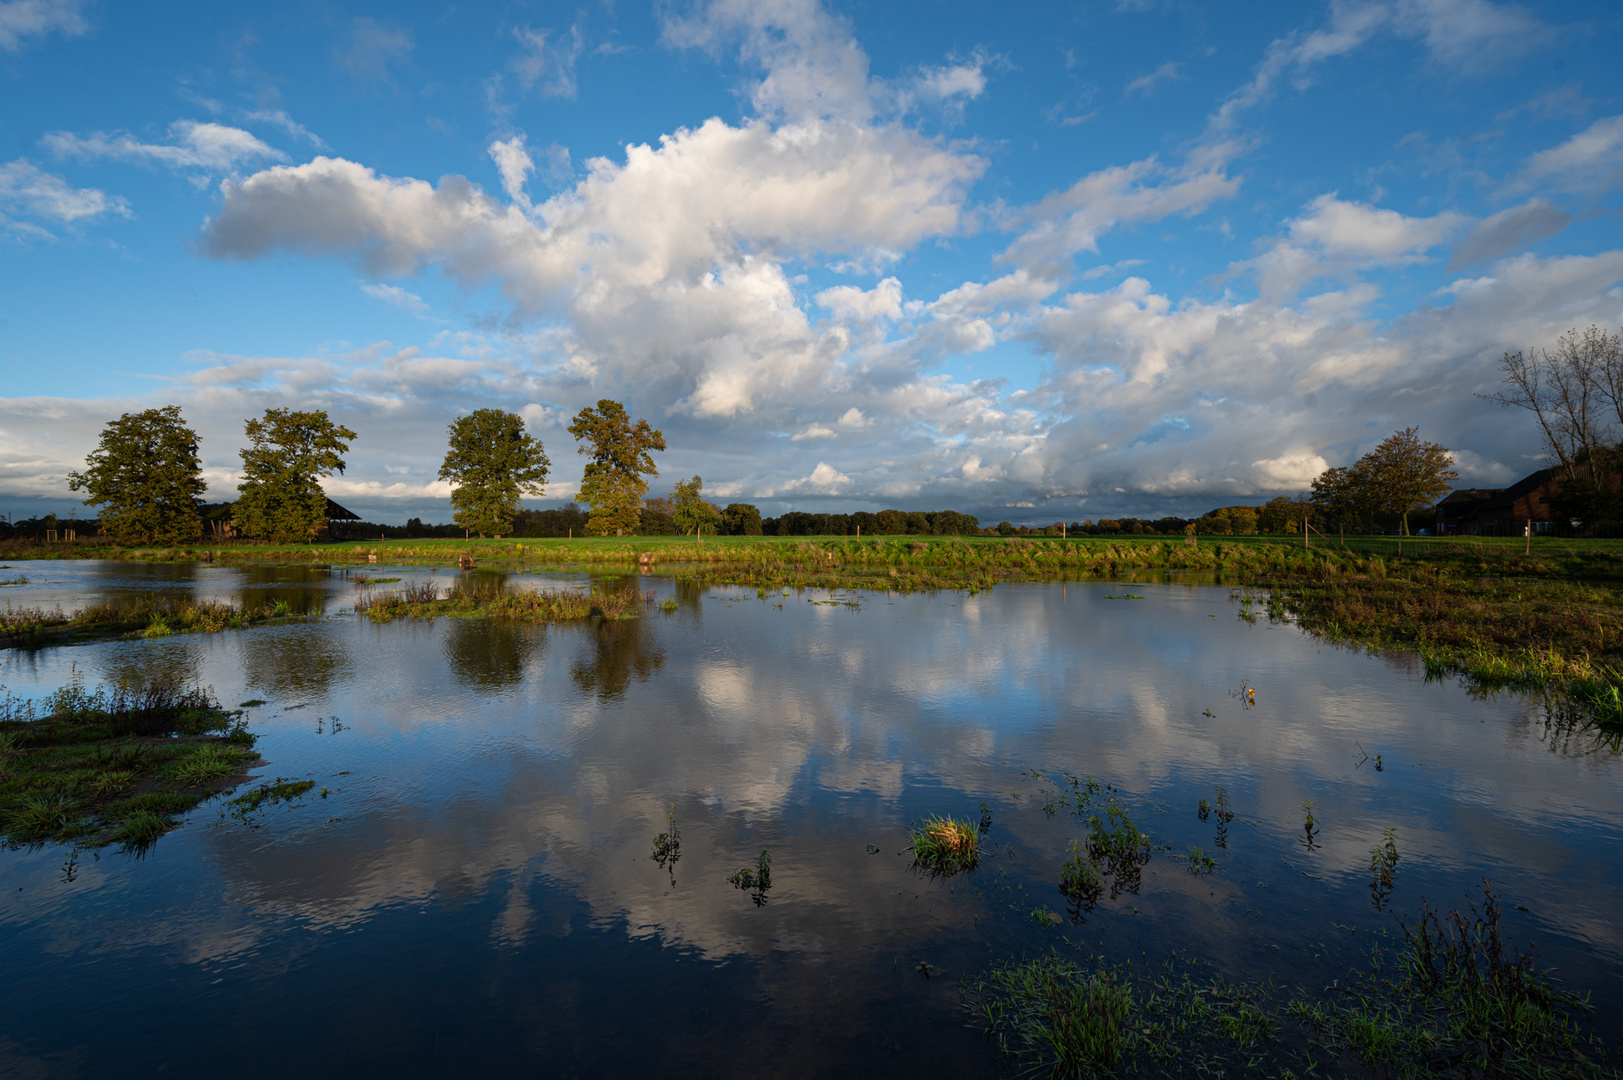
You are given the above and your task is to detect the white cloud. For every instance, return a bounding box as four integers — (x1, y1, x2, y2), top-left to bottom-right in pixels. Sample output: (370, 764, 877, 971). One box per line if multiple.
(488, 135, 534, 208)
(508, 23, 584, 100)
(359, 282, 428, 314)
(790, 424, 836, 440)
(44, 121, 287, 174)
(1237, 194, 1466, 298)
(801, 461, 850, 490)
(243, 109, 325, 148)
(1000, 156, 1238, 270)
(1517, 114, 1623, 195)
(0, 159, 129, 234)
(837, 407, 871, 428)
(1124, 61, 1183, 97)
(0, 0, 84, 52)
(816, 277, 901, 322)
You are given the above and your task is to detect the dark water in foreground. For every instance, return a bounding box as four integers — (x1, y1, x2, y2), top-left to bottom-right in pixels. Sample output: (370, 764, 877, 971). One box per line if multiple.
(1, 562, 1620, 1077)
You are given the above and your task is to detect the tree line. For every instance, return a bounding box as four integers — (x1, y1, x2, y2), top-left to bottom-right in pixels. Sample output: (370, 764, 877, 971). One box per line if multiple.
(63, 399, 665, 544)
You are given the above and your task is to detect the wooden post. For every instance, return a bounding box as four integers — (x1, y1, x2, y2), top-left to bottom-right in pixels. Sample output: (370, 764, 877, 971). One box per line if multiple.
(1525, 519, 1531, 556)
(1303, 516, 1307, 549)
(1062, 522, 1067, 540)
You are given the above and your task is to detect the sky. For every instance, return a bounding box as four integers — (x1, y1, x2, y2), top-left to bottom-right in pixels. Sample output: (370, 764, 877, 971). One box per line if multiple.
(2, 0, 1621, 527)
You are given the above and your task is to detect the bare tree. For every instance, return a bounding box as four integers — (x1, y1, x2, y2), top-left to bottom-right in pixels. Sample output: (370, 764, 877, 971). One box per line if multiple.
(1480, 326, 1623, 482)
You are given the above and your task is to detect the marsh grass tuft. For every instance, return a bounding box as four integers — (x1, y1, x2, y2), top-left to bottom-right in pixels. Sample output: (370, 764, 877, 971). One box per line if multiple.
(908, 814, 981, 876)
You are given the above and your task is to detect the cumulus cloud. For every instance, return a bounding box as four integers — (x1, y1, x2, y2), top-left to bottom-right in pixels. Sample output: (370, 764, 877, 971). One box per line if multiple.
(816, 277, 901, 322)
(0, 0, 85, 51)
(488, 135, 534, 208)
(1237, 194, 1466, 298)
(44, 120, 286, 174)
(0, 159, 129, 235)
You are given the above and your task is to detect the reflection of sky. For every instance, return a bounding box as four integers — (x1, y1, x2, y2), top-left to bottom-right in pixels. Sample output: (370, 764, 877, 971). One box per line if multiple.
(1, 572, 1620, 1075)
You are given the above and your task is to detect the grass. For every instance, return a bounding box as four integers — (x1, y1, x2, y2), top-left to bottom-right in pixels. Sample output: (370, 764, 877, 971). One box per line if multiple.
(0, 668, 260, 848)
(973, 884, 1613, 1079)
(226, 778, 315, 819)
(1, 594, 307, 648)
(908, 814, 981, 876)
(355, 579, 649, 623)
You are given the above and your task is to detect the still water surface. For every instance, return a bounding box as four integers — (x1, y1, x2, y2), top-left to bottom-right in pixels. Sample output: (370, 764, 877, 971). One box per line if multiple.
(1, 562, 1620, 1076)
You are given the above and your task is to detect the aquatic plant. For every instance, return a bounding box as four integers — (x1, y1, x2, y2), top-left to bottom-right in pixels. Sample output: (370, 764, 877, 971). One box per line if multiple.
(908, 815, 981, 876)
(1369, 827, 1401, 911)
(1179, 846, 1219, 875)
(227, 778, 315, 820)
(650, 803, 681, 877)
(726, 848, 772, 906)
(974, 952, 1136, 1076)
(1059, 839, 1103, 923)
(1083, 797, 1150, 898)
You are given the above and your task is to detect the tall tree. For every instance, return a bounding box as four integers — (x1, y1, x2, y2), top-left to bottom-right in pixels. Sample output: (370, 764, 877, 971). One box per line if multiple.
(67, 405, 204, 544)
(670, 476, 722, 540)
(438, 409, 550, 537)
(1310, 465, 1372, 532)
(567, 400, 665, 536)
(234, 408, 356, 542)
(1363, 427, 1458, 536)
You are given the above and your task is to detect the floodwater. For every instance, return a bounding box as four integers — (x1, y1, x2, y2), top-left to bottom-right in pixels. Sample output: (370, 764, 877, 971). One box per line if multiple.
(1, 561, 1620, 1077)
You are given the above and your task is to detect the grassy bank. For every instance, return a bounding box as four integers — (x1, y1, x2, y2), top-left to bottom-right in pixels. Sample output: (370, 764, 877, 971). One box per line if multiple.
(0, 671, 260, 850)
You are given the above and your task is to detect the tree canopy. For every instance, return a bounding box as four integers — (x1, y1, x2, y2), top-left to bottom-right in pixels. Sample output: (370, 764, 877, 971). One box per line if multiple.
(66, 405, 205, 544)
(234, 408, 356, 542)
(438, 409, 550, 537)
(1310, 427, 1456, 535)
(567, 399, 665, 536)
(670, 476, 722, 539)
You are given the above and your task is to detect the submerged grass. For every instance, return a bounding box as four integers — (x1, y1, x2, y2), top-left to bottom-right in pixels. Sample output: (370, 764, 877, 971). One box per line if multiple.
(0, 668, 259, 848)
(973, 883, 1613, 1079)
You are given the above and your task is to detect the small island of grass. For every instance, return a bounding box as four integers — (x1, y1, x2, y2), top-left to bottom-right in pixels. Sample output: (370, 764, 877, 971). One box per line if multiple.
(0, 672, 261, 850)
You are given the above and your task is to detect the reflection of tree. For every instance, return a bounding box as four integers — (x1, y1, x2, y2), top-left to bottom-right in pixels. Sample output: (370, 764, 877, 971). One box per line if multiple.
(570, 615, 665, 702)
(237, 566, 332, 615)
(444, 618, 543, 688)
(241, 625, 352, 698)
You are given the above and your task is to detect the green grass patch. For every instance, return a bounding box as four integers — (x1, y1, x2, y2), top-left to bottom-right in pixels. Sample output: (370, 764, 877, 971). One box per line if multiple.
(0, 670, 259, 849)
(226, 778, 315, 819)
(908, 814, 981, 877)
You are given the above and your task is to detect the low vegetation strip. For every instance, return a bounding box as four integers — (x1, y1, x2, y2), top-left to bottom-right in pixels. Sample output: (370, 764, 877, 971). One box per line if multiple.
(355, 579, 648, 622)
(0, 672, 260, 850)
(1, 595, 303, 648)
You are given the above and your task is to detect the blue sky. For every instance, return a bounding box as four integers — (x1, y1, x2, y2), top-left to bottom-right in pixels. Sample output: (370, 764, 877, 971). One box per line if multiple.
(3, 0, 1621, 526)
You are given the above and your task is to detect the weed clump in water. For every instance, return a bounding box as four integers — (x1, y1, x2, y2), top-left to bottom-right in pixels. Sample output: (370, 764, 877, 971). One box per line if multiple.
(908, 814, 980, 876)
(726, 848, 772, 906)
(650, 803, 681, 882)
(226, 778, 315, 820)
